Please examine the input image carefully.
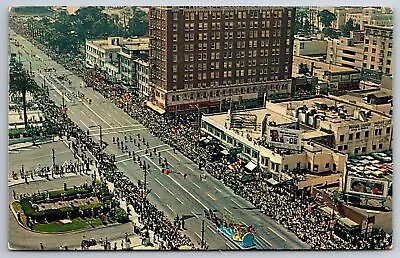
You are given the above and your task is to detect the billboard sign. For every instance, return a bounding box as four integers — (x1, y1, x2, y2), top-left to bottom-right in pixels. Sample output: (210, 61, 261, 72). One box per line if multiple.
(346, 176, 389, 198)
(266, 126, 302, 151)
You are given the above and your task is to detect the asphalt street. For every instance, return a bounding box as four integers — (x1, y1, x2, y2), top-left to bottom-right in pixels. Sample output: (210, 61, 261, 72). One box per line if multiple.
(9, 30, 310, 250)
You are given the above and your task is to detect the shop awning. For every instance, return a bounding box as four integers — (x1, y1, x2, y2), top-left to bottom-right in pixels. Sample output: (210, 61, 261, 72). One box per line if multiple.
(338, 217, 359, 228)
(267, 178, 279, 185)
(146, 101, 166, 115)
(245, 162, 257, 171)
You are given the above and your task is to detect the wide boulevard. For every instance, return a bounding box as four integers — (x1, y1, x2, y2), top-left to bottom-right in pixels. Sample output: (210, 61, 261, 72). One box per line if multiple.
(9, 30, 310, 250)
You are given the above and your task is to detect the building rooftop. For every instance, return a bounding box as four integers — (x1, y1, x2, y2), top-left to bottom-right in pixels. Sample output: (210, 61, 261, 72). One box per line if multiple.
(293, 55, 357, 74)
(330, 88, 392, 115)
(277, 96, 390, 125)
(205, 107, 297, 141)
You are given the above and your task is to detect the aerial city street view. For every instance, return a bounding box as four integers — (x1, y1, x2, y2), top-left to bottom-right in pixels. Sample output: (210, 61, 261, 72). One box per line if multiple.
(8, 6, 393, 251)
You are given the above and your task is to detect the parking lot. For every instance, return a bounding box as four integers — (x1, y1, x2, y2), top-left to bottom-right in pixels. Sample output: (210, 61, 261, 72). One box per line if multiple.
(347, 151, 393, 184)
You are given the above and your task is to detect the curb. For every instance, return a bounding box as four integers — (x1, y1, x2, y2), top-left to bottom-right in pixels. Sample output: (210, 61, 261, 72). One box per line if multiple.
(8, 139, 56, 151)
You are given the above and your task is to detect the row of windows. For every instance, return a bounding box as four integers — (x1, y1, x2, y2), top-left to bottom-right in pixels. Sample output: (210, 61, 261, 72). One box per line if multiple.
(177, 66, 284, 82)
(170, 84, 287, 102)
(339, 127, 391, 142)
(179, 48, 284, 62)
(337, 144, 384, 153)
(177, 29, 287, 42)
(179, 9, 285, 21)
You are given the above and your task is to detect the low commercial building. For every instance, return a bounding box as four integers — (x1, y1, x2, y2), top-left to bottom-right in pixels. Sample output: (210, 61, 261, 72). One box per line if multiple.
(293, 36, 327, 57)
(293, 55, 361, 92)
(362, 24, 393, 82)
(274, 96, 393, 156)
(201, 104, 347, 181)
(85, 36, 149, 93)
(326, 37, 364, 70)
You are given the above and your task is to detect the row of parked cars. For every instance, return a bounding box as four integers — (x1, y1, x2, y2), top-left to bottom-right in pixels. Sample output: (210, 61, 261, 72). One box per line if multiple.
(347, 152, 393, 179)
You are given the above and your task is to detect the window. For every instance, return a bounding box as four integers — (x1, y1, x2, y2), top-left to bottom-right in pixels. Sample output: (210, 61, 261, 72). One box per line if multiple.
(386, 127, 391, 134)
(349, 134, 353, 141)
(365, 131, 369, 138)
(344, 145, 348, 150)
(356, 132, 360, 139)
(354, 148, 359, 154)
(379, 143, 383, 149)
(373, 144, 376, 150)
(362, 147, 366, 153)
(338, 146, 343, 151)
(325, 163, 329, 168)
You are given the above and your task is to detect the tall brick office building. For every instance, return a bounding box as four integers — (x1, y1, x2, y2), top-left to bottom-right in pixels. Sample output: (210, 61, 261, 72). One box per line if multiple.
(148, 6, 295, 113)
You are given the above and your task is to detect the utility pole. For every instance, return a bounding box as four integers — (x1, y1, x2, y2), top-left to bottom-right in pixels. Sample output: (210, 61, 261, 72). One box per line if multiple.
(200, 219, 205, 249)
(52, 148, 56, 168)
(144, 167, 147, 192)
(99, 125, 103, 149)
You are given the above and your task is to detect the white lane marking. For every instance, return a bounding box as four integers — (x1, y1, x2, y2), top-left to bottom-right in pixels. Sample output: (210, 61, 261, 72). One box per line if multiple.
(143, 155, 208, 210)
(207, 225, 216, 233)
(207, 194, 216, 201)
(194, 232, 201, 239)
(48, 82, 72, 102)
(166, 151, 181, 162)
(191, 211, 199, 218)
(187, 166, 194, 172)
(165, 187, 175, 196)
(90, 128, 146, 136)
(232, 199, 241, 207)
(260, 236, 273, 247)
(122, 116, 131, 124)
(91, 124, 142, 131)
(268, 227, 287, 241)
(166, 204, 173, 211)
(154, 193, 161, 199)
(176, 198, 183, 204)
(223, 207, 232, 214)
(79, 120, 89, 130)
(115, 158, 133, 164)
(225, 242, 235, 249)
(193, 183, 201, 189)
(215, 188, 222, 193)
(154, 178, 164, 187)
(82, 102, 112, 128)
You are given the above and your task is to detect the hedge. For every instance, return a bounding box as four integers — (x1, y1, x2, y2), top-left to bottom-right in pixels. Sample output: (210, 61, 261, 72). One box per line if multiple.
(30, 188, 94, 203)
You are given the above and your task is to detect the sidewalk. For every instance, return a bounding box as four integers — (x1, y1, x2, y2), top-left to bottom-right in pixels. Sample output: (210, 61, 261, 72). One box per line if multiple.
(9, 136, 59, 151)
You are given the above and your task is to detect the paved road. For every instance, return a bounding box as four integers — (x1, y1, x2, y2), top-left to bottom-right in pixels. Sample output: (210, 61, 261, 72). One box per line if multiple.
(9, 30, 310, 250)
(8, 141, 75, 177)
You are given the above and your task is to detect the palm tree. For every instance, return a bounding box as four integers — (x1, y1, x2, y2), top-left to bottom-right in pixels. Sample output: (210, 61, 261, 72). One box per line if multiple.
(9, 64, 39, 130)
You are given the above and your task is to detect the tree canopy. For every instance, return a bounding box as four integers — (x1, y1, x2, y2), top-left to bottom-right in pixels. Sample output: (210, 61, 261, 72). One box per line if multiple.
(319, 9, 336, 28)
(341, 18, 360, 37)
(25, 7, 148, 54)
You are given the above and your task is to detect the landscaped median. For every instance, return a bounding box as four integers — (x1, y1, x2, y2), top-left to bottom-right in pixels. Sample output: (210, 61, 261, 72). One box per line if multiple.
(10, 182, 129, 233)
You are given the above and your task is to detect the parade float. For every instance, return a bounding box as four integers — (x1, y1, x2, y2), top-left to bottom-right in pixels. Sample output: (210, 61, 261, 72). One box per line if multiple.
(217, 222, 256, 249)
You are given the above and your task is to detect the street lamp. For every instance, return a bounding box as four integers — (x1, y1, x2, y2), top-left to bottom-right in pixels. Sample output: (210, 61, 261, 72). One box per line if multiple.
(89, 125, 103, 149)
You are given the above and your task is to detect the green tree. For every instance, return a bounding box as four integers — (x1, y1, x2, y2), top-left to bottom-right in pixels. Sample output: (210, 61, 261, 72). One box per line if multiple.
(9, 64, 40, 130)
(127, 7, 148, 36)
(323, 27, 341, 39)
(341, 18, 360, 37)
(319, 9, 336, 28)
